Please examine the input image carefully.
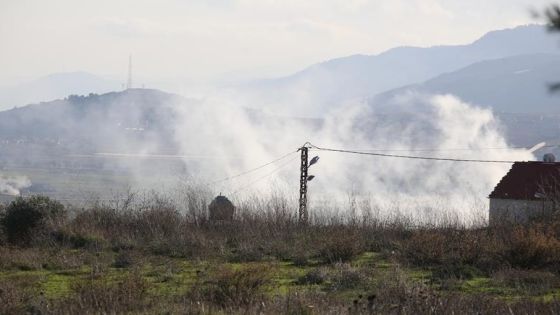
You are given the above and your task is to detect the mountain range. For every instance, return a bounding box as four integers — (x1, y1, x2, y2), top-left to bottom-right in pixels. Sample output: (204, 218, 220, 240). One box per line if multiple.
(238, 25, 560, 116)
(1, 24, 560, 151)
(372, 53, 560, 114)
(0, 72, 119, 110)
(2, 25, 559, 115)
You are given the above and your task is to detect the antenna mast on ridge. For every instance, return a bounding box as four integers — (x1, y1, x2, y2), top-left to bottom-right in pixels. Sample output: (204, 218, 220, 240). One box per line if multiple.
(126, 54, 133, 90)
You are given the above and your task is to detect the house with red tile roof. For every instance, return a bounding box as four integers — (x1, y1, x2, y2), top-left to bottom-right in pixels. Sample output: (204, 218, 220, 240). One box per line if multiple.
(489, 155, 560, 225)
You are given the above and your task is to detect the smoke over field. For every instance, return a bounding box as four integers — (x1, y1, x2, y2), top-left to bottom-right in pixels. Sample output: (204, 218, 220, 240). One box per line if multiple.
(0, 175, 31, 196)
(167, 92, 534, 223)
(0, 86, 535, 223)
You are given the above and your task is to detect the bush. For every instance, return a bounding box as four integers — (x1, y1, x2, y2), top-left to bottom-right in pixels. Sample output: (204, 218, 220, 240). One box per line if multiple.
(113, 251, 135, 268)
(402, 230, 449, 265)
(329, 263, 367, 290)
(291, 252, 310, 267)
(505, 226, 560, 268)
(50, 228, 109, 251)
(400, 228, 503, 273)
(71, 207, 125, 240)
(228, 242, 265, 263)
(0, 281, 29, 314)
(316, 228, 365, 263)
(0, 204, 5, 245)
(57, 272, 149, 313)
(69, 233, 108, 250)
(196, 264, 271, 308)
(492, 268, 560, 295)
(296, 268, 327, 285)
(431, 264, 482, 281)
(0, 196, 65, 246)
(0, 247, 45, 270)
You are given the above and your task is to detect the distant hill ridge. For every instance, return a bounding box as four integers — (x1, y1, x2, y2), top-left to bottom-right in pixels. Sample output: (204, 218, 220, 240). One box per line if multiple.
(239, 25, 560, 116)
(0, 72, 120, 110)
(0, 89, 188, 152)
(371, 53, 560, 114)
(1, 25, 559, 118)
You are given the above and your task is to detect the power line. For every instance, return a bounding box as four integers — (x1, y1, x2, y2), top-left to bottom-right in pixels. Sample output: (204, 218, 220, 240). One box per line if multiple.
(232, 155, 299, 194)
(326, 145, 557, 153)
(308, 143, 523, 164)
(207, 150, 298, 185)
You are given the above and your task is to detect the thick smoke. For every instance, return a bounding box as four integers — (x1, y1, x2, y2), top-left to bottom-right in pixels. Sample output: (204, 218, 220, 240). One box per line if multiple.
(0, 175, 31, 196)
(171, 92, 533, 224)
(0, 86, 534, 224)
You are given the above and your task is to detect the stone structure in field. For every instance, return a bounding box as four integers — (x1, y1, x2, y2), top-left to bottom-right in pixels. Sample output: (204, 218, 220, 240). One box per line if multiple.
(208, 195, 235, 221)
(489, 155, 560, 225)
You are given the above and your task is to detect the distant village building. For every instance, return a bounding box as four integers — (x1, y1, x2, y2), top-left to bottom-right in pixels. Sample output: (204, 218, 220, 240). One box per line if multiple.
(489, 155, 560, 225)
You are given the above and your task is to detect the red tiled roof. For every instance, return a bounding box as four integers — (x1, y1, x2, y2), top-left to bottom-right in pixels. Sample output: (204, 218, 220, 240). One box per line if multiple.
(489, 161, 560, 200)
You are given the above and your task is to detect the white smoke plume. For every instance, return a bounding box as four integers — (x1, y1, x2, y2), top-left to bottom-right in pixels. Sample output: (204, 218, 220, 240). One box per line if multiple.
(0, 86, 534, 225)
(170, 92, 533, 224)
(0, 175, 31, 196)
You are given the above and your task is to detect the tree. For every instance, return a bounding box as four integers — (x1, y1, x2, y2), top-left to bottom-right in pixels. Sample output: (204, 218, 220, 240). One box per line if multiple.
(546, 5, 560, 31)
(544, 5, 560, 91)
(0, 196, 66, 246)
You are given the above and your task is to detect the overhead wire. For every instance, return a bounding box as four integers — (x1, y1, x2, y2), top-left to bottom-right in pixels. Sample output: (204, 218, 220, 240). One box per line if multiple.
(173, 140, 557, 195)
(232, 155, 299, 195)
(206, 150, 298, 185)
(324, 145, 558, 153)
(307, 143, 524, 164)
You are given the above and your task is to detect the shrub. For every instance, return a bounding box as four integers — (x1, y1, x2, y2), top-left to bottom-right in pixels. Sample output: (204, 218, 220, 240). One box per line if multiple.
(58, 272, 149, 313)
(402, 230, 449, 265)
(0, 247, 45, 270)
(505, 226, 560, 268)
(316, 228, 365, 263)
(296, 268, 327, 285)
(0, 204, 5, 245)
(69, 233, 108, 250)
(196, 264, 271, 308)
(135, 207, 183, 240)
(0, 281, 28, 314)
(147, 230, 211, 259)
(291, 252, 310, 267)
(431, 264, 482, 281)
(228, 242, 265, 262)
(0, 196, 65, 246)
(51, 228, 109, 251)
(71, 207, 126, 240)
(113, 251, 135, 268)
(329, 263, 367, 290)
(492, 268, 560, 295)
(400, 228, 501, 273)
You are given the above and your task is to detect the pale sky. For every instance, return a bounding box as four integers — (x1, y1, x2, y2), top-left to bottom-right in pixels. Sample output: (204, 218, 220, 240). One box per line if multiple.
(0, 0, 554, 84)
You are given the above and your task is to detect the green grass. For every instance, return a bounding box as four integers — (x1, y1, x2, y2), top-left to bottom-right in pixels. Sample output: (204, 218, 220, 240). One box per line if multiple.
(353, 252, 380, 267)
(40, 272, 75, 298)
(460, 277, 515, 296)
(2, 250, 560, 307)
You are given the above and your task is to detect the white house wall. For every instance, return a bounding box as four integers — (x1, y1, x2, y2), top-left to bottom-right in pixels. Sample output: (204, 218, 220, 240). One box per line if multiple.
(489, 198, 555, 225)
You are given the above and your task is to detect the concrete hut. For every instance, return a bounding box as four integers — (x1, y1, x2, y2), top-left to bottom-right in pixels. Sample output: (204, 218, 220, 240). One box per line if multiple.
(208, 195, 235, 222)
(489, 154, 560, 225)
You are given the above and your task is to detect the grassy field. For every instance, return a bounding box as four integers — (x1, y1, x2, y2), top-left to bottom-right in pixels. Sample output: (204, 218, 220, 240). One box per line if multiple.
(0, 167, 180, 204)
(2, 193, 560, 314)
(5, 247, 560, 314)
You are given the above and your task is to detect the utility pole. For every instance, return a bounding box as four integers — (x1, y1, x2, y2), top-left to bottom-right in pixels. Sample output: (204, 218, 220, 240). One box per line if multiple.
(299, 145, 309, 223)
(298, 143, 319, 224)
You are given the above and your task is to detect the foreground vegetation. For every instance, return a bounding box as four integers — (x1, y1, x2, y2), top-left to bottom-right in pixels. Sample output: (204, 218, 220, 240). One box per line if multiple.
(2, 193, 560, 314)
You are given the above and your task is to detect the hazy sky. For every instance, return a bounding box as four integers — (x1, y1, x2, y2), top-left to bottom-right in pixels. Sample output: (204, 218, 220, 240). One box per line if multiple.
(0, 0, 554, 83)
